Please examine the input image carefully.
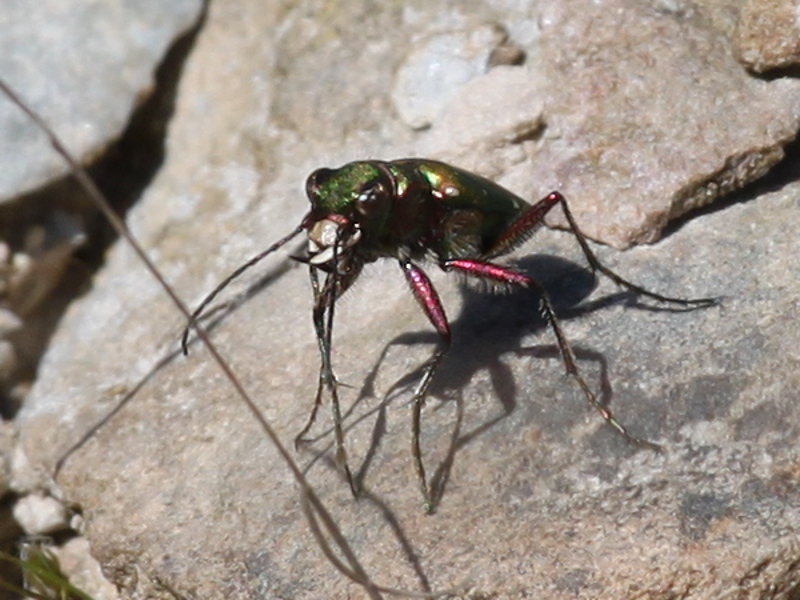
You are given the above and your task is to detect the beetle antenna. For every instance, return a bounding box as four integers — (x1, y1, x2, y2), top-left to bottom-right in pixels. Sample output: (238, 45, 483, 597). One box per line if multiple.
(181, 223, 306, 354)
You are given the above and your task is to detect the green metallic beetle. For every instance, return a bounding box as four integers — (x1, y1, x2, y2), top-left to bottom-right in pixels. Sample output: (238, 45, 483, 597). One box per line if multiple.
(182, 159, 715, 511)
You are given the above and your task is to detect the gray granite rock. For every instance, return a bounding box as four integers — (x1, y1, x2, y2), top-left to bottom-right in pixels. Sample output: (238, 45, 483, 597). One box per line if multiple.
(392, 23, 513, 130)
(14, 536, 119, 600)
(0, 0, 206, 421)
(11, 0, 800, 597)
(0, 0, 204, 202)
(13, 493, 69, 535)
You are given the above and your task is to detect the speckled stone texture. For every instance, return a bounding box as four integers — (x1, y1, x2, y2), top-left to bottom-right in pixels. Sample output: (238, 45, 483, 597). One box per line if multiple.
(735, 0, 800, 73)
(0, 0, 203, 202)
(8, 0, 800, 598)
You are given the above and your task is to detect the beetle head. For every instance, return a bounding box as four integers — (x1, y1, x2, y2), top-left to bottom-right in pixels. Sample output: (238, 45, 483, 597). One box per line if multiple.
(304, 161, 394, 268)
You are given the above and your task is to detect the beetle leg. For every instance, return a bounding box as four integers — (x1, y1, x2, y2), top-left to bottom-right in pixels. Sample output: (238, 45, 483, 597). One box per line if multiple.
(294, 266, 331, 448)
(303, 266, 356, 494)
(297, 248, 362, 497)
(444, 258, 660, 451)
(490, 192, 717, 307)
(399, 260, 452, 512)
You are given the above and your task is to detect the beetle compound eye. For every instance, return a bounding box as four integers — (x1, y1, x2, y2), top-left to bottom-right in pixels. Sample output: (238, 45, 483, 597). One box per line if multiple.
(355, 182, 387, 214)
(306, 168, 334, 199)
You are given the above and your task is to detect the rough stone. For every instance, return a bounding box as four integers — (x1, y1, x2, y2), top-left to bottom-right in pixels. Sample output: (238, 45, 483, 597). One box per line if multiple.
(735, 0, 800, 73)
(13, 493, 69, 535)
(406, 0, 800, 248)
(11, 0, 800, 597)
(50, 537, 120, 600)
(421, 65, 546, 182)
(391, 23, 512, 130)
(9, 443, 50, 497)
(0, 308, 23, 338)
(0, 0, 204, 202)
(523, 0, 800, 247)
(16, 536, 119, 600)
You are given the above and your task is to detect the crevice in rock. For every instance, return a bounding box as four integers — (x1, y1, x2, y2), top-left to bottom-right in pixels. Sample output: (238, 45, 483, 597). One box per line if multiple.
(0, 494, 22, 597)
(0, 7, 207, 420)
(663, 128, 800, 239)
(0, 7, 208, 594)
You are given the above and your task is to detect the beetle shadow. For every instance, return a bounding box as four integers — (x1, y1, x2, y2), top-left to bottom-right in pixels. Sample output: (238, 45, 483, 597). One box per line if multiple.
(293, 255, 623, 503)
(412, 248, 717, 509)
(308, 452, 438, 594)
(179, 241, 304, 355)
(54, 244, 304, 477)
(340, 254, 642, 509)
(290, 249, 711, 507)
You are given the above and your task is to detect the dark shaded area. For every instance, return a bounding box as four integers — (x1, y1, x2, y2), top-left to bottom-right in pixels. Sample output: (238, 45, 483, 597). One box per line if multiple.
(0, 495, 23, 600)
(297, 246, 716, 509)
(665, 132, 800, 239)
(679, 491, 732, 541)
(759, 64, 800, 82)
(0, 8, 207, 419)
(301, 255, 624, 506)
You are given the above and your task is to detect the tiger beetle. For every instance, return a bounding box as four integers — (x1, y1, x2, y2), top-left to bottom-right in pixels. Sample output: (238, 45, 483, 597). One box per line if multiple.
(181, 158, 716, 511)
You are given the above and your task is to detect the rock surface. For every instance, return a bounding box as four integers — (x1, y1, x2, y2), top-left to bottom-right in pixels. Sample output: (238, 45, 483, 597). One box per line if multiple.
(9, 0, 800, 598)
(0, 0, 204, 202)
(735, 0, 800, 73)
(0, 0, 206, 421)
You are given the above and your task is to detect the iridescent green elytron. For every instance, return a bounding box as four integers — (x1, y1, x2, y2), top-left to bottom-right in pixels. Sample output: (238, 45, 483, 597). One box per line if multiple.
(183, 158, 716, 512)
